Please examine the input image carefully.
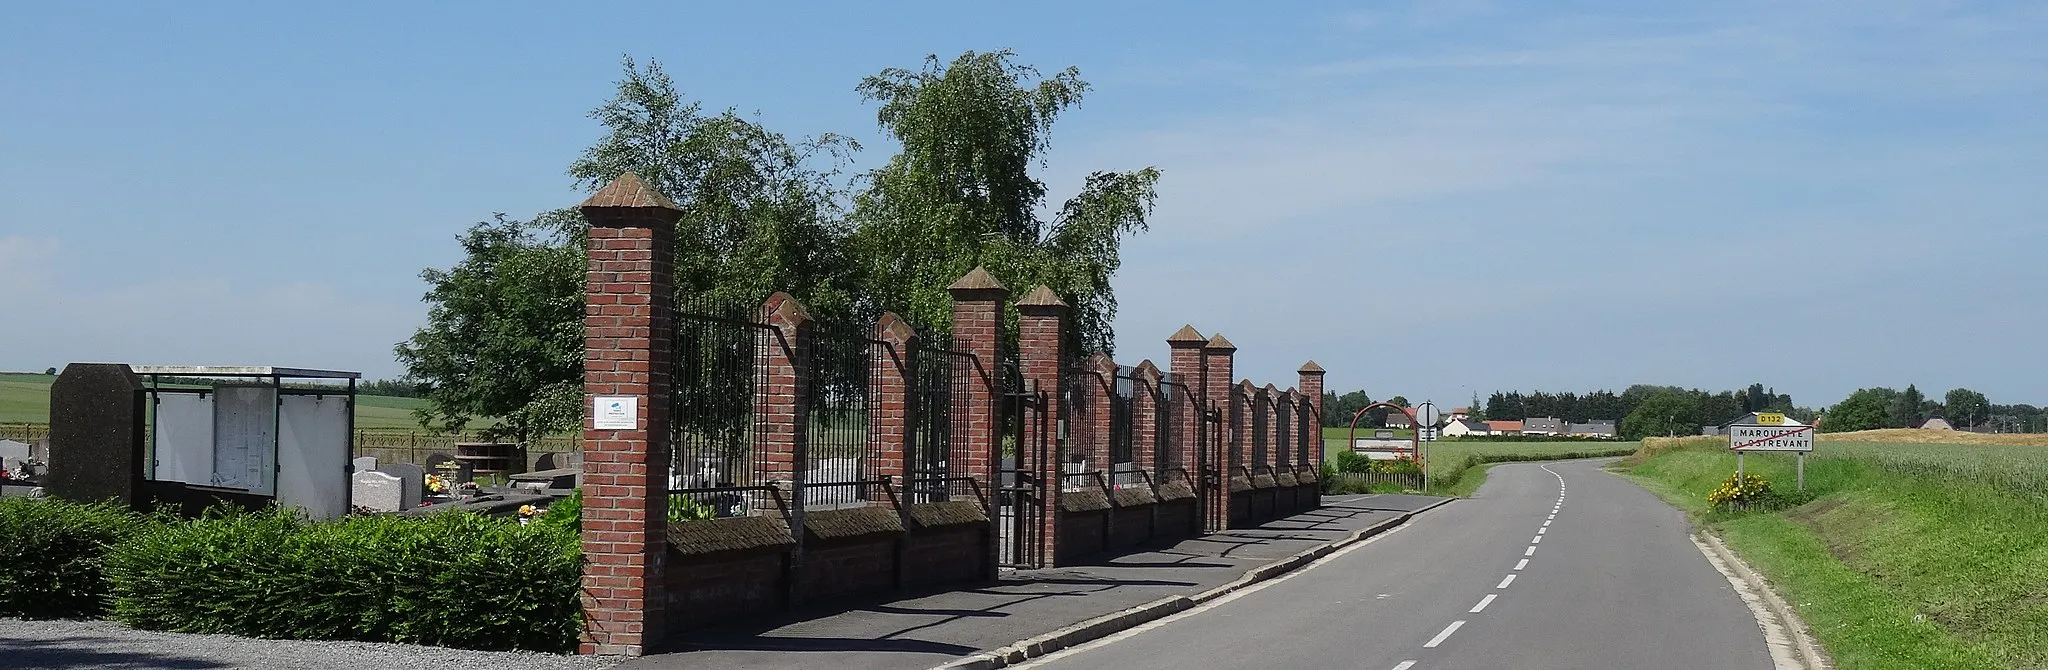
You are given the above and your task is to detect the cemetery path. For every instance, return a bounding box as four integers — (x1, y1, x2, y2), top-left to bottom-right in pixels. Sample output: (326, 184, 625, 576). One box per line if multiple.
(619, 494, 1444, 670)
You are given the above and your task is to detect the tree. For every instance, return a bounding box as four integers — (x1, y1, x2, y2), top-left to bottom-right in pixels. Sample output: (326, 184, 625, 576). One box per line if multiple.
(1323, 390, 1372, 427)
(1889, 384, 1926, 428)
(1945, 388, 1991, 428)
(1620, 389, 1698, 439)
(400, 57, 858, 440)
(1467, 393, 1486, 421)
(1822, 389, 1891, 433)
(849, 50, 1160, 353)
(396, 214, 585, 443)
(569, 57, 859, 314)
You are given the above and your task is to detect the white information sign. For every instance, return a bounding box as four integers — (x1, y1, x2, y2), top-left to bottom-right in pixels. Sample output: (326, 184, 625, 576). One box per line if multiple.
(1729, 424, 1815, 452)
(594, 396, 639, 430)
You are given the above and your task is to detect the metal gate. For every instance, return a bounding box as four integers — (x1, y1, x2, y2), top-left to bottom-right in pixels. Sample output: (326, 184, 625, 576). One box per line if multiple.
(998, 373, 1050, 568)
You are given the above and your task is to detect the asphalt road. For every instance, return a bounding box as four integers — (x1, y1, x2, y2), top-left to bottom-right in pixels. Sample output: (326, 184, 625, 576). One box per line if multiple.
(1020, 459, 1774, 670)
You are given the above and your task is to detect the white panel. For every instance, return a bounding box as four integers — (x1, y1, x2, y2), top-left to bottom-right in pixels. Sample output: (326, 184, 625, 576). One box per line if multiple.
(153, 393, 215, 485)
(212, 385, 277, 494)
(278, 394, 351, 520)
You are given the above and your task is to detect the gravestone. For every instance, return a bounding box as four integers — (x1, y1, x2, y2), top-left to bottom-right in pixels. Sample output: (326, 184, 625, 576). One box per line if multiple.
(422, 452, 471, 483)
(351, 471, 407, 513)
(375, 462, 425, 509)
(0, 439, 29, 474)
(352, 456, 379, 473)
(46, 363, 146, 505)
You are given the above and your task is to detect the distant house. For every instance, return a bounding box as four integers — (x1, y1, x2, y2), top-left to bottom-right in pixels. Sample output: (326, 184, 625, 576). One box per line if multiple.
(1567, 421, 1618, 438)
(1449, 407, 1472, 422)
(1485, 420, 1524, 436)
(1701, 425, 1724, 437)
(1443, 419, 1491, 438)
(1523, 417, 1566, 436)
(1384, 410, 1415, 429)
(1918, 417, 1955, 431)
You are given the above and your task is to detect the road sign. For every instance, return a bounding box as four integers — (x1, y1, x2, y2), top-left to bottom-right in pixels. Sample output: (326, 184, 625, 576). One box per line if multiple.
(1729, 424, 1814, 452)
(1419, 427, 1439, 442)
(1756, 412, 1785, 425)
(1415, 402, 1441, 427)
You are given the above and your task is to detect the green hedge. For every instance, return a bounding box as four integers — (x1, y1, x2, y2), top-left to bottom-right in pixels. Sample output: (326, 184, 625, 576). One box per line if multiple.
(103, 506, 582, 652)
(0, 497, 153, 619)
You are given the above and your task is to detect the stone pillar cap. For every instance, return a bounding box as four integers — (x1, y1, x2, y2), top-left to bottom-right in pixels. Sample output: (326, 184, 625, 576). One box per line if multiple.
(1015, 285, 1068, 311)
(1298, 360, 1326, 374)
(948, 267, 1010, 294)
(1204, 334, 1236, 352)
(1167, 325, 1206, 347)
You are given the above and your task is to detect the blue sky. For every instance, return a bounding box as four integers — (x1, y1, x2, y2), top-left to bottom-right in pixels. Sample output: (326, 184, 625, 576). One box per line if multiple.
(3, 1, 2045, 411)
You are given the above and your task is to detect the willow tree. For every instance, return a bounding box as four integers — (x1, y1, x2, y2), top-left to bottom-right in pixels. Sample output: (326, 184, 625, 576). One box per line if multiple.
(849, 50, 1160, 354)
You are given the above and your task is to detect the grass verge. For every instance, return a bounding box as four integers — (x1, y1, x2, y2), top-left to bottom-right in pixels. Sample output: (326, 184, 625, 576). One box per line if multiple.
(1623, 438, 2047, 669)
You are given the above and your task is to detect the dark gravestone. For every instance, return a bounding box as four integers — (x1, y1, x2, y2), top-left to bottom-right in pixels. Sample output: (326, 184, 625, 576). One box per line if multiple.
(423, 452, 471, 484)
(46, 363, 145, 506)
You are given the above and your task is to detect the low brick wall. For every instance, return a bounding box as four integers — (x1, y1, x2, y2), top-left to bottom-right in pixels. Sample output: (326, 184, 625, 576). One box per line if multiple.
(667, 547, 789, 631)
(1108, 488, 1157, 551)
(662, 500, 994, 636)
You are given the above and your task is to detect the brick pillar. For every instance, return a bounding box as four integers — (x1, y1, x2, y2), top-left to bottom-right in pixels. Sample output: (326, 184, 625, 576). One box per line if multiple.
(1165, 325, 1206, 479)
(757, 292, 812, 516)
(578, 173, 681, 656)
(1074, 352, 1116, 475)
(1299, 361, 1326, 467)
(871, 312, 916, 497)
(1234, 381, 1256, 477)
(1276, 391, 1295, 468)
(1016, 285, 1067, 564)
(948, 268, 1006, 578)
(1130, 360, 1161, 481)
(1201, 335, 1235, 517)
(1254, 384, 1275, 470)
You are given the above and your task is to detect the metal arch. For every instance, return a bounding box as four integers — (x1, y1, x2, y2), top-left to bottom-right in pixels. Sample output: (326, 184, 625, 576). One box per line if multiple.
(1344, 402, 1423, 463)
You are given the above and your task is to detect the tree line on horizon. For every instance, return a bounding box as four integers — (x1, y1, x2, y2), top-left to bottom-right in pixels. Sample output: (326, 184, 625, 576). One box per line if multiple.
(1321, 382, 2039, 438)
(393, 51, 1162, 443)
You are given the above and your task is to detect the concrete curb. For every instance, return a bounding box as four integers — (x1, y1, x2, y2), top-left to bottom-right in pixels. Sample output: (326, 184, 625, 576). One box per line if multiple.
(1697, 531, 1831, 670)
(931, 498, 1455, 670)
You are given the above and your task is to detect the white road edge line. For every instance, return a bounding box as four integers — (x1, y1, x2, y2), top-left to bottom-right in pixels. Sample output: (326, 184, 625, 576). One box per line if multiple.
(1547, 514, 1555, 520)
(1424, 620, 1465, 648)
(1537, 527, 1547, 534)
(1497, 574, 1516, 588)
(1533, 535, 1543, 544)
(1513, 558, 1528, 570)
(1471, 594, 1497, 612)
(1391, 661, 1417, 670)
(1005, 508, 1443, 667)
(1524, 546, 1536, 556)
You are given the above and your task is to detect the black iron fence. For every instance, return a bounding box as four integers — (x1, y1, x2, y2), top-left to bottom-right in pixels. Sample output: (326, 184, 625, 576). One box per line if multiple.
(804, 319, 883, 509)
(909, 337, 976, 503)
(670, 296, 774, 518)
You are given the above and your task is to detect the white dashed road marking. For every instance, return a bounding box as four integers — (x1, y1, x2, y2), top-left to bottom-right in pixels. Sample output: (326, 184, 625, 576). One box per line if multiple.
(1424, 621, 1465, 648)
(1497, 574, 1516, 589)
(1471, 594, 1497, 612)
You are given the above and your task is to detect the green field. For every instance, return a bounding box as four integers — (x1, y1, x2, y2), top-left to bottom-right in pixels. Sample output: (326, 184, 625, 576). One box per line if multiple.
(1626, 436, 2048, 669)
(0, 372, 438, 430)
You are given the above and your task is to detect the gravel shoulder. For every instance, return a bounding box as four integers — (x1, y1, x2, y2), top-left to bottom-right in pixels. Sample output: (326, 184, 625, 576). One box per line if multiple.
(0, 618, 619, 670)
